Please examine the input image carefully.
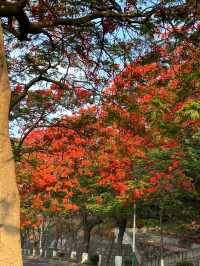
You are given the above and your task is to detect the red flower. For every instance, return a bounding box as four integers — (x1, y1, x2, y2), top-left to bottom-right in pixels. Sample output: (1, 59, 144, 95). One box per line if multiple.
(15, 84, 24, 93)
(133, 189, 142, 200)
(172, 159, 179, 168)
(75, 87, 91, 98)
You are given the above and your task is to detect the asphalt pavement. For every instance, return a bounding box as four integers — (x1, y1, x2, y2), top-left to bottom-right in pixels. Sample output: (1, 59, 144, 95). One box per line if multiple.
(23, 258, 79, 266)
(24, 259, 49, 266)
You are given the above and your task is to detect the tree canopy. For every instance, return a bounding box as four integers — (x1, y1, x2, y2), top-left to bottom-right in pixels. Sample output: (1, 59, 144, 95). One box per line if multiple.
(0, 1, 200, 265)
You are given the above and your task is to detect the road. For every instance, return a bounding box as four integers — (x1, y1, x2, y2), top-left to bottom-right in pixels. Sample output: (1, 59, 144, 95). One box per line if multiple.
(23, 258, 77, 266)
(24, 259, 47, 266)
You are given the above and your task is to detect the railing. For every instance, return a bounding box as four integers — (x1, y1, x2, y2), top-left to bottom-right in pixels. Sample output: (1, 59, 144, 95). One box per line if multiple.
(22, 245, 200, 266)
(143, 247, 200, 266)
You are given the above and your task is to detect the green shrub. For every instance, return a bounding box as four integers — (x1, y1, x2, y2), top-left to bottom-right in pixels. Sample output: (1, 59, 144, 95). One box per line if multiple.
(176, 261, 194, 266)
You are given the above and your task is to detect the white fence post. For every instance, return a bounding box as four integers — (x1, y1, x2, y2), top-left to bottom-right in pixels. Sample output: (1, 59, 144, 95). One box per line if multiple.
(98, 254, 102, 266)
(44, 249, 47, 258)
(115, 255, 122, 266)
(82, 252, 88, 263)
(32, 248, 36, 257)
(52, 250, 57, 257)
(70, 251, 77, 260)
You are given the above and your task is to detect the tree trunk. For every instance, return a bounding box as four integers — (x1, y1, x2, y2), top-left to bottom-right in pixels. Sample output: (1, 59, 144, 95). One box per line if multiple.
(0, 23, 23, 266)
(82, 213, 102, 254)
(106, 233, 115, 266)
(83, 225, 91, 253)
(116, 217, 127, 255)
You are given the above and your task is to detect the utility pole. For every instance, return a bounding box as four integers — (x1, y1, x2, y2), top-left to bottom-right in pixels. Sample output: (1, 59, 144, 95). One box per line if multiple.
(132, 202, 137, 266)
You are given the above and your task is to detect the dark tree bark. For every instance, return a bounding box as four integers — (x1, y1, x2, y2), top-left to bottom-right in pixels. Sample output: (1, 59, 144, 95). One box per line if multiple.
(116, 217, 127, 256)
(82, 213, 102, 253)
